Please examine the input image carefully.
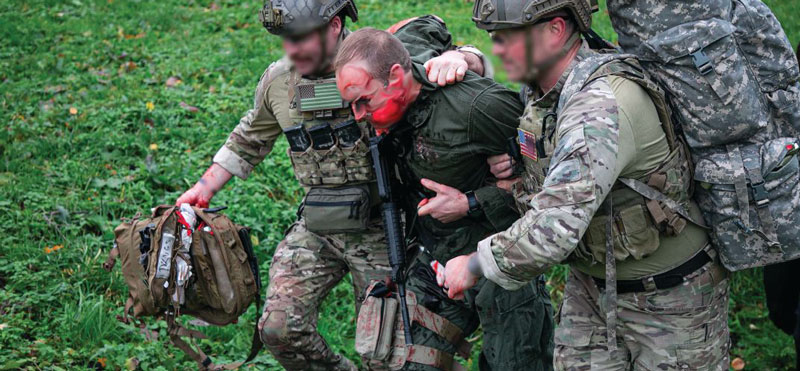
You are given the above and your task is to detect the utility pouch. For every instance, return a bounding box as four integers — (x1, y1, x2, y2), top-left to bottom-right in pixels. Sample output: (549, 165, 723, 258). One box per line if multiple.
(308, 124, 336, 150)
(356, 281, 399, 362)
(302, 185, 371, 234)
(284, 124, 311, 152)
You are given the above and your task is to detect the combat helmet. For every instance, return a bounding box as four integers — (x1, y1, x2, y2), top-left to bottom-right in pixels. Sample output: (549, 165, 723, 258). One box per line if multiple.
(259, 0, 358, 37)
(472, 0, 598, 32)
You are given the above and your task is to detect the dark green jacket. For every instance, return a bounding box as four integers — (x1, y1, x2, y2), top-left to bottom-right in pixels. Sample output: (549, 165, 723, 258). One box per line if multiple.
(393, 64, 523, 262)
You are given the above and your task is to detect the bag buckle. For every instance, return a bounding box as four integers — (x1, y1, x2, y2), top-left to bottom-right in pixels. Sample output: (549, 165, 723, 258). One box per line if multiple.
(751, 182, 770, 208)
(690, 49, 713, 76)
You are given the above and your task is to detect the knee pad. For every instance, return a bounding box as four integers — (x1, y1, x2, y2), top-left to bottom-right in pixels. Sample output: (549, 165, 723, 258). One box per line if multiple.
(259, 309, 290, 346)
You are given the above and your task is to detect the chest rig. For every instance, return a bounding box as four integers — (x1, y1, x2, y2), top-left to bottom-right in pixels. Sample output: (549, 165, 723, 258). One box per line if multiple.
(514, 53, 701, 264)
(284, 71, 375, 187)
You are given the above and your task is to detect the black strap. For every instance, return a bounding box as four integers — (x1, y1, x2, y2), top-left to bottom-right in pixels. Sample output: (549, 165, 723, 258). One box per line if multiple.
(593, 249, 712, 294)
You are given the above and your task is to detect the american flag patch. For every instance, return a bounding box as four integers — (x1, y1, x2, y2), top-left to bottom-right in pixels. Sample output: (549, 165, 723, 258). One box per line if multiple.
(518, 128, 538, 161)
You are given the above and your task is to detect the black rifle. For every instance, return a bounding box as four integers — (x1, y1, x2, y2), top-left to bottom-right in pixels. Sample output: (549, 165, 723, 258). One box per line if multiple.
(369, 133, 413, 345)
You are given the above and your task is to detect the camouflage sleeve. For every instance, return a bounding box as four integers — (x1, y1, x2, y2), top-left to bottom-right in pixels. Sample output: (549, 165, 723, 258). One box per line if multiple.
(475, 78, 629, 290)
(212, 61, 285, 179)
(470, 84, 525, 231)
(391, 15, 454, 65)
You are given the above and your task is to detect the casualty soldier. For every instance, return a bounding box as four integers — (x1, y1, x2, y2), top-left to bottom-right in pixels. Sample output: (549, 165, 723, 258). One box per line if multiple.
(334, 28, 554, 370)
(441, 0, 731, 369)
(175, 0, 490, 369)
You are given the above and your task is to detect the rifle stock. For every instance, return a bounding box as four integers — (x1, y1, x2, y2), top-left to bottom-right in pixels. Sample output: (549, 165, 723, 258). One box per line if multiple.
(369, 133, 413, 345)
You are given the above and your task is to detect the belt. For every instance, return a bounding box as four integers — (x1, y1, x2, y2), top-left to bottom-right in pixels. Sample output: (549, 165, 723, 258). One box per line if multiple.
(593, 250, 712, 294)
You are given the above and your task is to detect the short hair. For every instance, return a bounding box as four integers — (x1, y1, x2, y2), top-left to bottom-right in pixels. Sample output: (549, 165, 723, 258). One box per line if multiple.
(334, 27, 412, 83)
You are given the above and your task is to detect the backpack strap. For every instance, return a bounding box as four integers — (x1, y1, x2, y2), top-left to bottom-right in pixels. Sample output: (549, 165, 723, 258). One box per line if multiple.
(729, 144, 781, 246)
(166, 310, 262, 370)
(102, 243, 120, 271)
(617, 178, 707, 229)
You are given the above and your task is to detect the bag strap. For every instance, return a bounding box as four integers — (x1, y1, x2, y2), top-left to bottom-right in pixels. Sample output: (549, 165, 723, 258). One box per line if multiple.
(617, 178, 707, 229)
(102, 243, 120, 271)
(165, 292, 264, 369)
(602, 195, 618, 352)
(405, 345, 467, 371)
(411, 302, 472, 359)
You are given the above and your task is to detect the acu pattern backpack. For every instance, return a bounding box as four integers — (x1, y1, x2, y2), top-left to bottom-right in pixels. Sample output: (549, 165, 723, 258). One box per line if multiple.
(103, 205, 263, 369)
(607, 0, 800, 271)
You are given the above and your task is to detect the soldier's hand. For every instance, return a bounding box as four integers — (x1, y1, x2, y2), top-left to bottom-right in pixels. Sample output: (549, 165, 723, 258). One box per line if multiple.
(417, 178, 469, 223)
(424, 50, 468, 87)
(440, 254, 479, 300)
(488, 153, 514, 179)
(176, 183, 213, 208)
(495, 177, 521, 192)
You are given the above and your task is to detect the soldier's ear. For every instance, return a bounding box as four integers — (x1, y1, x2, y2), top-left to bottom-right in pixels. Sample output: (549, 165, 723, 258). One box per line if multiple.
(329, 15, 343, 37)
(387, 64, 405, 87)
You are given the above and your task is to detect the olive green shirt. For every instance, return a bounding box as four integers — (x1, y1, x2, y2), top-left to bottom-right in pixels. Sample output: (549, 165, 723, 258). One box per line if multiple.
(393, 64, 523, 262)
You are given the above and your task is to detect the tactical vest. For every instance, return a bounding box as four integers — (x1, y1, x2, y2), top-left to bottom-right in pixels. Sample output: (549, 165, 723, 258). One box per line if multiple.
(513, 53, 701, 265)
(284, 71, 375, 187)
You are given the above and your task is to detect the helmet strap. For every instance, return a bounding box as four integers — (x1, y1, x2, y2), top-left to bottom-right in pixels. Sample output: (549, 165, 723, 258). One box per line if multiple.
(523, 29, 581, 83)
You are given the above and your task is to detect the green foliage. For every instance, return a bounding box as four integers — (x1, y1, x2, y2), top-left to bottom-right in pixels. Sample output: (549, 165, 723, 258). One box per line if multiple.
(1, 0, 798, 369)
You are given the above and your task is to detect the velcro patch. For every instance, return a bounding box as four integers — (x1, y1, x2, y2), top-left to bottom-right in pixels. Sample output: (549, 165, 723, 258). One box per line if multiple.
(518, 128, 538, 161)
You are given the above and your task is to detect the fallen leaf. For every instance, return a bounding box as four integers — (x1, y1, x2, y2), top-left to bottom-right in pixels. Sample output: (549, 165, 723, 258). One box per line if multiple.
(120, 61, 137, 73)
(125, 358, 140, 370)
(69, 107, 77, 115)
(731, 357, 745, 370)
(44, 85, 67, 94)
(124, 32, 145, 40)
(165, 76, 182, 88)
(97, 357, 107, 368)
(179, 101, 199, 112)
(0, 323, 8, 330)
(145, 101, 154, 111)
(208, 85, 216, 93)
(149, 143, 158, 151)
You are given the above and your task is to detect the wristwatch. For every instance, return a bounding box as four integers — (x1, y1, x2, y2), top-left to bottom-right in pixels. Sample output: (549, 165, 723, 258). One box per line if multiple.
(465, 190, 482, 218)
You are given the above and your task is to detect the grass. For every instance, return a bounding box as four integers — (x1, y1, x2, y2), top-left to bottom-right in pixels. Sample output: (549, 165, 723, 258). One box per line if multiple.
(1, 0, 798, 369)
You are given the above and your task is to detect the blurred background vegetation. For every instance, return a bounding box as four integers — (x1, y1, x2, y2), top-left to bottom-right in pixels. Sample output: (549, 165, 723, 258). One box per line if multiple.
(1, 0, 799, 369)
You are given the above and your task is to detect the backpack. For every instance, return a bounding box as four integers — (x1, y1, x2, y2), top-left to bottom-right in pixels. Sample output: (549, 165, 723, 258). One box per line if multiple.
(607, 0, 800, 271)
(103, 205, 263, 369)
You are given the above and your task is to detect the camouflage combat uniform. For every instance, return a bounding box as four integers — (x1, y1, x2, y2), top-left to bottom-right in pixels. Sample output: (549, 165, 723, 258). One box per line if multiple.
(473, 42, 731, 370)
(384, 63, 554, 370)
(212, 17, 462, 370)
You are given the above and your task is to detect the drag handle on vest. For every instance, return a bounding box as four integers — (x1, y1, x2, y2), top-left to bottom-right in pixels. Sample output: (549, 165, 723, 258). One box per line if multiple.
(369, 134, 413, 345)
(506, 136, 522, 164)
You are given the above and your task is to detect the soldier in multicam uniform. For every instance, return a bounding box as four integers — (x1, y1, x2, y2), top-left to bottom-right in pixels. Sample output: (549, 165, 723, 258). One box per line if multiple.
(175, 1, 491, 369)
(334, 27, 554, 371)
(441, 0, 732, 369)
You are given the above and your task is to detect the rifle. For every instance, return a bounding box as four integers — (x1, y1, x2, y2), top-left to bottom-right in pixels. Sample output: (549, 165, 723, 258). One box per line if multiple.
(369, 132, 413, 345)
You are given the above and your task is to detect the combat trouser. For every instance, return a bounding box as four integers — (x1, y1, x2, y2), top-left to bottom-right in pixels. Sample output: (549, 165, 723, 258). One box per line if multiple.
(554, 248, 730, 370)
(397, 255, 554, 371)
(258, 218, 391, 371)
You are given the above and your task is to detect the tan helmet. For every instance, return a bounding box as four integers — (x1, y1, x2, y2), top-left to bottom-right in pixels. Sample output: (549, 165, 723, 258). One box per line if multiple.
(259, 0, 358, 37)
(472, 0, 598, 32)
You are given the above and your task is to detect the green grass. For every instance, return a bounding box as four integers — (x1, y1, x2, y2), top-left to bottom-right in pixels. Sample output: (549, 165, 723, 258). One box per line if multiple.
(1, 0, 799, 369)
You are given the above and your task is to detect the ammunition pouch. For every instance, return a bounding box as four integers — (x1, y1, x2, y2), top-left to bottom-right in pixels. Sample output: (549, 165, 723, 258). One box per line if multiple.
(302, 185, 371, 234)
(288, 122, 375, 186)
(356, 281, 472, 370)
